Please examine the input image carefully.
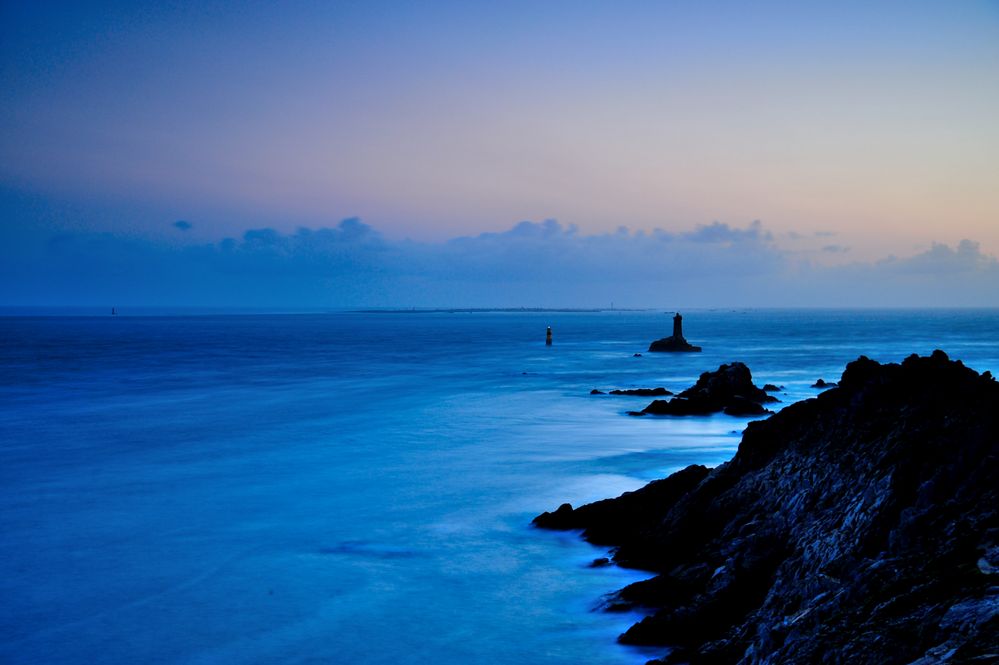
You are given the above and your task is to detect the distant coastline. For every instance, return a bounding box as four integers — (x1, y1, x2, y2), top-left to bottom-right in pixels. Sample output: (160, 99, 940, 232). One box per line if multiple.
(353, 307, 654, 314)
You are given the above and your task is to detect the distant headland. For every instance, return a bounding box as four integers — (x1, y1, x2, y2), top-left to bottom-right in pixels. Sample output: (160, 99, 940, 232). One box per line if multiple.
(353, 307, 654, 313)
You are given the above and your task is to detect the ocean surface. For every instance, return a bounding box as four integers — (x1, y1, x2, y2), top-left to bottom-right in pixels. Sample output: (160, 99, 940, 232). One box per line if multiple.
(1, 309, 997, 665)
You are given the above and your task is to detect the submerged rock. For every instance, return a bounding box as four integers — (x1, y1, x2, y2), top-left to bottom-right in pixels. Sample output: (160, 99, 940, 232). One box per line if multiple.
(536, 351, 999, 663)
(640, 362, 777, 416)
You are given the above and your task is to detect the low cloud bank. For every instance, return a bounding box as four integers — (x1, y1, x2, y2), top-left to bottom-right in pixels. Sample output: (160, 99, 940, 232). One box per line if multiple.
(2, 218, 996, 308)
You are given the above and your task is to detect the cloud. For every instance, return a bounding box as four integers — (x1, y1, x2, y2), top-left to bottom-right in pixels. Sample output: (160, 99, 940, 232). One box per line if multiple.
(790, 239, 999, 307)
(173, 220, 192, 231)
(682, 220, 771, 244)
(1, 217, 997, 308)
(880, 240, 996, 275)
(422, 220, 784, 306)
(822, 244, 849, 253)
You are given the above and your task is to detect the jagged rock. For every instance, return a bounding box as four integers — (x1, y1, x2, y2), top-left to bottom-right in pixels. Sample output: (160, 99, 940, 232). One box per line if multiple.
(590, 389, 606, 395)
(640, 362, 777, 416)
(533, 465, 711, 545)
(763, 383, 783, 392)
(536, 351, 999, 664)
(812, 378, 837, 388)
(722, 396, 771, 416)
(609, 387, 673, 396)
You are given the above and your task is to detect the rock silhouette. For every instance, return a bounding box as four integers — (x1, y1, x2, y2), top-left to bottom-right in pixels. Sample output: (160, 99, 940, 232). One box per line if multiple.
(535, 351, 999, 664)
(608, 387, 673, 397)
(638, 362, 777, 416)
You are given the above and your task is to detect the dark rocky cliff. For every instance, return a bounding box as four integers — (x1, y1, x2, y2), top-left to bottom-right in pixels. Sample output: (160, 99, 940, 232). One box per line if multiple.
(535, 351, 999, 664)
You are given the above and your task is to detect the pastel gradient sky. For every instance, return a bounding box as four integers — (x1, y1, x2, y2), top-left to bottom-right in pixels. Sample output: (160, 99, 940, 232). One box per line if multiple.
(2, 1, 998, 307)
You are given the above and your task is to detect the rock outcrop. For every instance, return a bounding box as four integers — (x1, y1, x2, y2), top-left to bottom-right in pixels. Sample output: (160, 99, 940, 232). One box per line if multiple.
(636, 362, 777, 417)
(649, 336, 702, 353)
(535, 351, 999, 664)
(610, 387, 673, 397)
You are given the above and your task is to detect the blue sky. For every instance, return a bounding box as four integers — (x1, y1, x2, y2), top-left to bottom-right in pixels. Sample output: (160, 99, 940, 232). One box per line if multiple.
(2, 1, 998, 306)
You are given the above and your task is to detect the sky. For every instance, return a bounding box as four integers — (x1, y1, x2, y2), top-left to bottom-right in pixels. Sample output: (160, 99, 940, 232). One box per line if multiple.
(1, 1, 998, 307)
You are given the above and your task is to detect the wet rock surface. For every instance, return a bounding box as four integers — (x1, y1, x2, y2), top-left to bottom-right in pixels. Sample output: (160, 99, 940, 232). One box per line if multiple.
(535, 351, 999, 664)
(638, 362, 777, 417)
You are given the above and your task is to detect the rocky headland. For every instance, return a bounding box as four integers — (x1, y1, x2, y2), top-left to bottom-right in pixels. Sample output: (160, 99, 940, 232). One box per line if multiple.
(634, 362, 777, 417)
(535, 351, 999, 664)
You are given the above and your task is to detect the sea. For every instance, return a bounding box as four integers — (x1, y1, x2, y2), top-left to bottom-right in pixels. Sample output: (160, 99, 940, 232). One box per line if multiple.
(1, 309, 997, 665)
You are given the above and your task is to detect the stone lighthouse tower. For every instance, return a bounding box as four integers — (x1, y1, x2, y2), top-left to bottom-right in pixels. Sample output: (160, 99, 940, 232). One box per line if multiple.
(648, 312, 701, 352)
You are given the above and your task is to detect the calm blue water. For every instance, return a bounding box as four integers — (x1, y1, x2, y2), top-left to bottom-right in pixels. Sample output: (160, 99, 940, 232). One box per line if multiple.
(1, 309, 997, 664)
